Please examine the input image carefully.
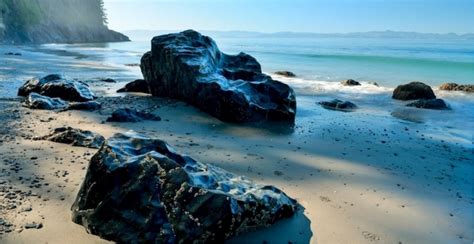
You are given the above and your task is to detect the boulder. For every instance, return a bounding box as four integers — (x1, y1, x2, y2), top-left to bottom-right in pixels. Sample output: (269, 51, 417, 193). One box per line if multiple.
(106, 108, 161, 122)
(117, 79, 150, 93)
(439, 83, 474, 93)
(72, 132, 297, 243)
(341, 79, 361, 86)
(318, 99, 357, 112)
(274, 71, 297, 78)
(68, 101, 102, 111)
(35, 127, 105, 149)
(406, 99, 449, 110)
(392, 82, 436, 100)
(23, 92, 68, 110)
(140, 30, 296, 123)
(18, 74, 96, 102)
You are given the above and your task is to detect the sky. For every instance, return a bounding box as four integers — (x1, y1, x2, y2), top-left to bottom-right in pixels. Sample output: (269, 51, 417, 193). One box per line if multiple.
(104, 0, 474, 34)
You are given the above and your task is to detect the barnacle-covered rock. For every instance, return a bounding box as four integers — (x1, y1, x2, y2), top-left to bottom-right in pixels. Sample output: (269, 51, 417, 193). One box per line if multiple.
(140, 30, 296, 123)
(72, 132, 297, 243)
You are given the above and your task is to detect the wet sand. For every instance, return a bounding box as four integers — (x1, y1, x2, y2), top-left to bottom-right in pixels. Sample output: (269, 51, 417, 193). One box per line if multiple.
(0, 45, 473, 244)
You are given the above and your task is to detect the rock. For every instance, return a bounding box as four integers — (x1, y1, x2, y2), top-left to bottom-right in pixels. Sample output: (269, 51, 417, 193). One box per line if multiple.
(274, 71, 297, 78)
(100, 78, 117, 83)
(406, 99, 449, 110)
(392, 82, 436, 100)
(35, 127, 105, 149)
(439, 83, 474, 93)
(24, 223, 42, 229)
(106, 108, 161, 122)
(369, 82, 380, 87)
(318, 99, 357, 112)
(341, 79, 361, 86)
(18, 74, 96, 102)
(68, 101, 102, 111)
(72, 132, 297, 243)
(140, 30, 296, 123)
(117, 79, 150, 93)
(23, 93, 69, 110)
(4, 52, 22, 56)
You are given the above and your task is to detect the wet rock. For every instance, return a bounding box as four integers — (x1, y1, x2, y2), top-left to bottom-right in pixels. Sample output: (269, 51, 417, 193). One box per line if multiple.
(274, 71, 297, 78)
(439, 83, 474, 93)
(100, 78, 117, 83)
(23, 93, 68, 110)
(68, 101, 102, 111)
(72, 132, 297, 243)
(18, 74, 96, 102)
(117, 79, 150, 93)
(392, 82, 436, 100)
(4, 52, 22, 56)
(318, 99, 357, 112)
(140, 30, 296, 123)
(341, 79, 361, 86)
(406, 99, 450, 110)
(35, 127, 105, 149)
(106, 108, 161, 122)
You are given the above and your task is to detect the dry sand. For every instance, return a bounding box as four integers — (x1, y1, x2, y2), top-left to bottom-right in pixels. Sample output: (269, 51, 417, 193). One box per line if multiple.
(0, 46, 473, 244)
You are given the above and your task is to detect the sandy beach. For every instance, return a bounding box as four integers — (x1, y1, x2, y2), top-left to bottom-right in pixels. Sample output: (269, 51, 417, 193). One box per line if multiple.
(0, 45, 473, 244)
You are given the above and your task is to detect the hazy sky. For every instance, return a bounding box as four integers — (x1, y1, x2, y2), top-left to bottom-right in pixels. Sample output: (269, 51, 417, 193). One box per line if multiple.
(104, 0, 474, 34)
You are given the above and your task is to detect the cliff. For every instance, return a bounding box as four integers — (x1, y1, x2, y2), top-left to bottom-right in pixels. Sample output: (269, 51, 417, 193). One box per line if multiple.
(0, 0, 129, 44)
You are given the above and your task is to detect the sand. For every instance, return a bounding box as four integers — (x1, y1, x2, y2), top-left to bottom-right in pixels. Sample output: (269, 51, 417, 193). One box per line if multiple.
(0, 45, 473, 244)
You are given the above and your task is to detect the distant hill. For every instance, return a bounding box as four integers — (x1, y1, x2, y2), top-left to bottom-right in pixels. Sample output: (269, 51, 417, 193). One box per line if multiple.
(0, 0, 129, 44)
(124, 29, 474, 41)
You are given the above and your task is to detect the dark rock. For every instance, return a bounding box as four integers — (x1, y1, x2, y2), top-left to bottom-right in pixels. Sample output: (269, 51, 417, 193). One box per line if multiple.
(35, 127, 105, 149)
(369, 82, 380, 87)
(439, 83, 474, 93)
(392, 82, 436, 100)
(4, 52, 22, 56)
(406, 99, 450, 110)
(140, 30, 296, 123)
(106, 108, 161, 122)
(318, 99, 357, 112)
(24, 223, 42, 229)
(68, 101, 102, 111)
(23, 93, 68, 110)
(18, 74, 96, 102)
(100, 78, 117, 83)
(341, 79, 361, 86)
(72, 132, 297, 243)
(117, 79, 150, 93)
(274, 71, 297, 78)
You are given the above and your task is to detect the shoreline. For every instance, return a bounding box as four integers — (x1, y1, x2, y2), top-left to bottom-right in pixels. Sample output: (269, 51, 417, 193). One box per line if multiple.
(0, 44, 473, 243)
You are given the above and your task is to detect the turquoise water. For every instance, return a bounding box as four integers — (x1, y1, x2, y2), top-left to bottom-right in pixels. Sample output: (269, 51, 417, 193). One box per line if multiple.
(73, 36, 474, 88)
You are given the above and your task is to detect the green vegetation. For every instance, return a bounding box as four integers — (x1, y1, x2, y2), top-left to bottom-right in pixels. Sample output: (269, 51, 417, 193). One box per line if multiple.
(0, 0, 108, 31)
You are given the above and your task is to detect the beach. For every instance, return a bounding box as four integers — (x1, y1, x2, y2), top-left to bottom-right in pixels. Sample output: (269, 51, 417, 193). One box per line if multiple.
(0, 41, 473, 244)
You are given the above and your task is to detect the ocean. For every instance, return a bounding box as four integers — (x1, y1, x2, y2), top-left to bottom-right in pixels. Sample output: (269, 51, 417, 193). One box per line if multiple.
(3, 34, 473, 144)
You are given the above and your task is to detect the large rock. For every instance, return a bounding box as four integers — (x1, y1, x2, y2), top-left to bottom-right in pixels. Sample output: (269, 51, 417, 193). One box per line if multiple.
(72, 132, 297, 243)
(392, 82, 436, 101)
(18, 74, 96, 102)
(318, 99, 357, 112)
(117, 79, 150, 93)
(106, 108, 161, 122)
(35, 127, 105, 149)
(23, 92, 68, 110)
(140, 30, 296, 123)
(439, 83, 474, 93)
(406, 99, 449, 110)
